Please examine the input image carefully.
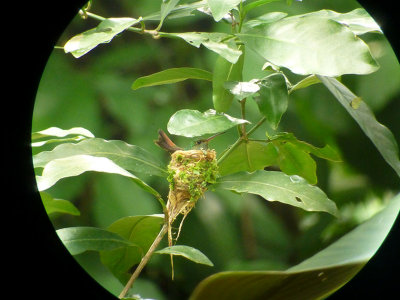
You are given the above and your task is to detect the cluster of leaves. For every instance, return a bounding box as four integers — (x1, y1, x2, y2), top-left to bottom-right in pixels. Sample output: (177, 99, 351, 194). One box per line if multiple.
(33, 0, 400, 299)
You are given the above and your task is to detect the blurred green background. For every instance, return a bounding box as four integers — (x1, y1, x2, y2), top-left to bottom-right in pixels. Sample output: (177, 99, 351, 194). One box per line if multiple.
(32, 0, 399, 298)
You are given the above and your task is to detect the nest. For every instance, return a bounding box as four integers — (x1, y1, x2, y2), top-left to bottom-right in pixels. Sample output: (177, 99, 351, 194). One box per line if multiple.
(166, 149, 218, 245)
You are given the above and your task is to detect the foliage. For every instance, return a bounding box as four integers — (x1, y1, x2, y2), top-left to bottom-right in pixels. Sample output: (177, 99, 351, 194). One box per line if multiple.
(32, 0, 400, 299)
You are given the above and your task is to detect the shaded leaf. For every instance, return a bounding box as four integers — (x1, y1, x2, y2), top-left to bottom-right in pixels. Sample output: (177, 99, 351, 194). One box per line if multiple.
(33, 138, 167, 177)
(275, 142, 317, 184)
(172, 32, 242, 64)
(167, 109, 249, 137)
(254, 73, 288, 129)
(36, 155, 161, 200)
(190, 194, 400, 300)
(132, 67, 212, 90)
(100, 215, 164, 283)
(142, 0, 207, 21)
(243, 1, 283, 17)
(64, 18, 140, 58)
(40, 192, 80, 216)
(155, 245, 214, 266)
(238, 14, 379, 76)
(218, 140, 278, 176)
(318, 76, 400, 178)
(215, 170, 338, 216)
(207, 0, 241, 21)
(57, 227, 135, 255)
(244, 11, 287, 28)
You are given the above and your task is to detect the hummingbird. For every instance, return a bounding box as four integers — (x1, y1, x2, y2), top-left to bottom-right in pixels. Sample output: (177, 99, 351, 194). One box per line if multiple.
(155, 129, 225, 153)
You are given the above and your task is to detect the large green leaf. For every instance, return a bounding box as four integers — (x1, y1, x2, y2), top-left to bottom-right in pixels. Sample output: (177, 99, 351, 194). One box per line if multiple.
(215, 170, 338, 216)
(167, 109, 249, 137)
(254, 73, 288, 129)
(57, 227, 136, 255)
(318, 76, 400, 178)
(207, 0, 241, 21)
(155, 245, 214, 266)
(218, 140, 278, 176)
(190, 194, 400, 299)
(40, 191, 80, 216)
(302, 8, 382, 35)
(100, 215, 164, 283)
(171, 32, 242, 64)
(33, 138, 167, 177)
(238, 14, 379, 76)
(132, 67, 212, 90)
(35, 155, 161, 200)
(64, 18, 140, 58)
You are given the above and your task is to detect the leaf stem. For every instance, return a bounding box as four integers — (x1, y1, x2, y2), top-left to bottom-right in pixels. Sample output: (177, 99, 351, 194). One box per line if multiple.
(118, 222, 168, 299)
(218, 116, 267, 165)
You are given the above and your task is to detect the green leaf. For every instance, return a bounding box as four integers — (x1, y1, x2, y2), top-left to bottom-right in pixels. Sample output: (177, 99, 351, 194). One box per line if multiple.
(254, 73, 288, 129)
(167, 109, 249, 137)
(189, 194, 400, 300)
(100, 215, 164, 283)
(224, 80, 260, 100)
(33, 138, 167, 177)
(275, 142, 317, 184)
(215, 170, 338, 216)
(64, 18, 140, 58)
(270, 132, 342, 162)
(142, 0, 207, 21)
(172, 32, 242, 64)
(40, 192, 80, 216)
(244, 11, 287, 28)
(155, 245, 214, 266)
(31, 127, 94, 141)
(157, 0, 180, 30)
(238, 14, 379, 76)
(318, 76, 400, 178)
(212, 45, 245, 112)
(218, 140, 278, 176)
(289, 75, 321, 93)
(302, 8, 383, 35)
(207, 0, 241, 21)
(243, 1, 282, 17)
(132, 67, 212, 90)
(35, 155, 161, 200)
(57, 227, 136, 255)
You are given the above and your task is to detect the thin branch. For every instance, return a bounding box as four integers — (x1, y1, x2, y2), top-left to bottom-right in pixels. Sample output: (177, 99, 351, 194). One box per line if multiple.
(118, 223, 168, 299)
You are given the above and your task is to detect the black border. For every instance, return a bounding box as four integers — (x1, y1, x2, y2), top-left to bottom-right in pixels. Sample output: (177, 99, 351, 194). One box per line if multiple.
(8, 1, 399, 299)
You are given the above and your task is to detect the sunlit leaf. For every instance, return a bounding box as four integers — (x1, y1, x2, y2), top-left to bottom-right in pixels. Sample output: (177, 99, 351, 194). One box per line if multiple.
(207, 0, 241, 21)
(156, 245, 214, 266)
(167, 109, 249, 137)
(33, 138, 167, 177)
(36, 155, 161, 200)
(31, 127, 94, 140)
(238, 14, 379, 76)
(57, 227, 136, 255)
(215, 170, 338, 216)
(64, 18, 140, 58)
(224, 80, 260, 100)
(172, 32, 242, 64)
